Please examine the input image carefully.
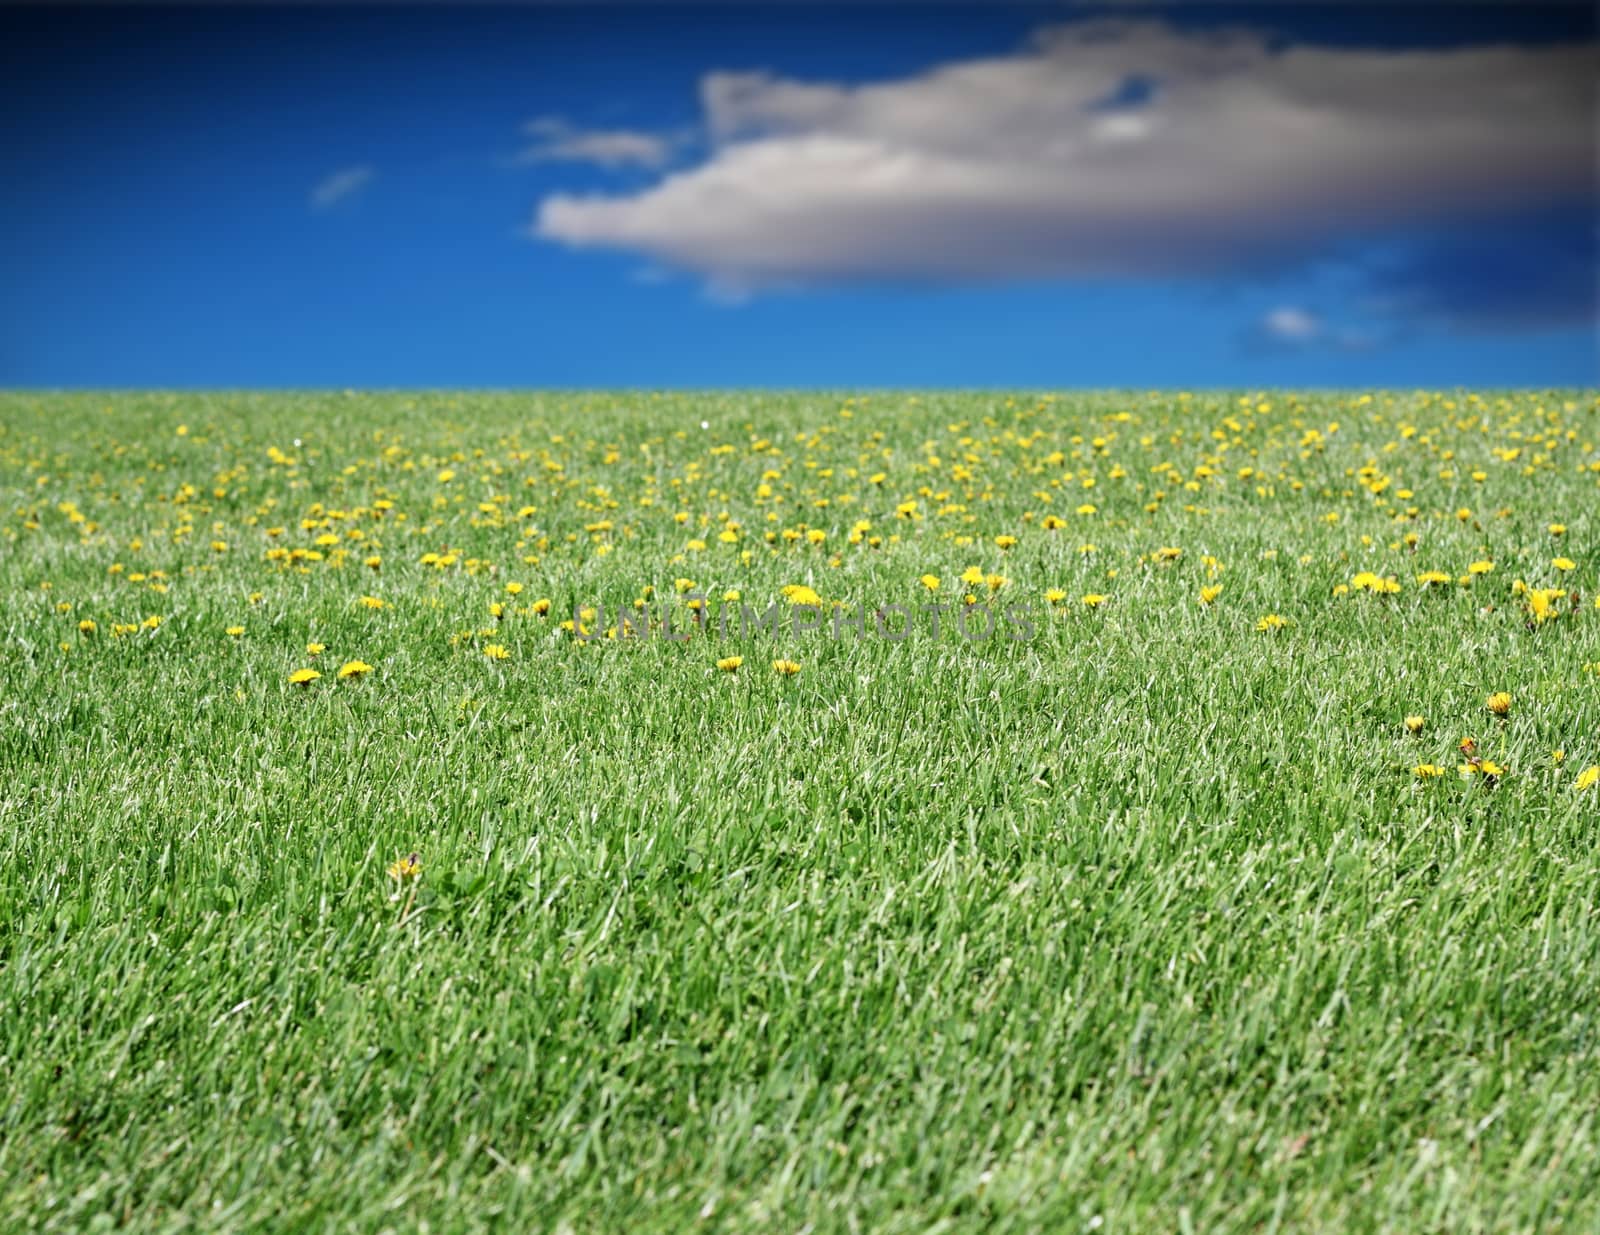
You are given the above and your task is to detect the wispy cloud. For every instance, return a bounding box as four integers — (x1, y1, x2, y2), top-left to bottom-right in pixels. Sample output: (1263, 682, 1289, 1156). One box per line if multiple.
(310, 164, 375, 210)
(1246, 304, 1385, 354)
(535, 18, 1594, 332)
(517, 117, 679, 170)
(1261, 306, 1321, 343)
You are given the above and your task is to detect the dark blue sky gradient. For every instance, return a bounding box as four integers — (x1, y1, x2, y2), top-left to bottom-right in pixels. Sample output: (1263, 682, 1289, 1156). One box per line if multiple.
(1, 4, 1594, 387)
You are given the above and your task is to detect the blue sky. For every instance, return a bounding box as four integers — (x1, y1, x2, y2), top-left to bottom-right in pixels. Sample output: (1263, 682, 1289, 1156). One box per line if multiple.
(1, 3, 1595, 388)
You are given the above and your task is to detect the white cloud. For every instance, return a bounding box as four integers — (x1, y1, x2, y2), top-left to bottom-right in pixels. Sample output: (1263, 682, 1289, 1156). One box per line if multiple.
(1251, 305, 1390, 352)
(518, 117, 677, 170)
(1262, 306, 1321, 342)
(534, 21, 1594, 292)
(310, 165, 375, 210)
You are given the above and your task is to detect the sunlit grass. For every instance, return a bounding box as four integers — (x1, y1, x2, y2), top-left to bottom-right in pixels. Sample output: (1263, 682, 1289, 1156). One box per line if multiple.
(2, 389, 1599, 1231)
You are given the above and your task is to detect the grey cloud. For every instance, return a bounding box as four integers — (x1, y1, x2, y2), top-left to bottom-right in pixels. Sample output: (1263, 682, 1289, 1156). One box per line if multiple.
(535, 20, 1595, 299)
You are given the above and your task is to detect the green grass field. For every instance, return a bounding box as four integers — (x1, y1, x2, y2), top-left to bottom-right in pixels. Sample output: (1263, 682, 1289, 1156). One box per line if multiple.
(4, 390, 1600, 1232)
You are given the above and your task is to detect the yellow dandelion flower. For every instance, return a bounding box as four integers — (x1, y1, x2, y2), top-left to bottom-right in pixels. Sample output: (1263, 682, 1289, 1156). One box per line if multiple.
(1199, 585, 1222, 605)
(1527, 589, 1563, 624)
(1486, 691, 1512, 717)
(338, 660, 373, 679)
(1081, 593, 1108, 608)
(1412, 764, 1444, 779)
(716, 655, 743, 672)
(919, 574, 940, 592)
(359, 595, 386, 610)
(772, 658, 802, 676)
(1255, 614, 1288, 632)
(1575, 765, 1600, 791)
(1351, 571, 1401, 595)
(1552, 557, 1575, 572)
(387, 852, 421, 881)
(1404, 715, 1425, 734)
(307, 641, 326, 656)
(288, 668, 321, 686)
(225, 625, 245, 637)
(483, 644, 510, 660)
(78, 619, 97, 635)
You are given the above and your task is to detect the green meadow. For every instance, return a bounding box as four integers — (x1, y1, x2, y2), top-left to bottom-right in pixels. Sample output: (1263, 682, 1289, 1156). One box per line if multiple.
(3, 389, 1599, 1232)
